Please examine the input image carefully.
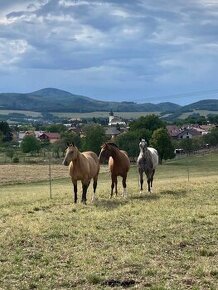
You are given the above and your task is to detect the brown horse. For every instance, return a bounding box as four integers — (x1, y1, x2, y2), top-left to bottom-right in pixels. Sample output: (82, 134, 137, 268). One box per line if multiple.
(99, 142, 130, 198)
(62, 143, 100, 204)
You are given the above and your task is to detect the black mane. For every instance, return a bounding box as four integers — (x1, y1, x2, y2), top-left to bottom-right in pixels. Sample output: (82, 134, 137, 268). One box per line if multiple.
(107, 142, 119, 149)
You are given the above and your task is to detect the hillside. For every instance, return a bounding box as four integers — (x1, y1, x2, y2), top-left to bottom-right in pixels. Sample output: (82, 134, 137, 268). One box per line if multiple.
(0, 88, 217, 115)
(0, 88, 180, 113)
(181, 99, 218, 111)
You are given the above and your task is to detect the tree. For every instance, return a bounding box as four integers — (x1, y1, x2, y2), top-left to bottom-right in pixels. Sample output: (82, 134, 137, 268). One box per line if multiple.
(203, 127, 218, 146)
(61, 131, 81, 148)
(128, 114, 166, 148)
(6, 148, 15, 161)
(207, 114, 218, 125)
(45, 124, 67, 133)
(179, 138, 194, 154)
(116, 130, 148, 158)
(150, 128, 175, 163)
(129, 114, 165, 133)
(21, 135, 41, 154)
(0, 131, 3, 146)
(53, 131, 82, 158)
(0, 121, 13, 142)
(184, 114, 207, 125)
(82, 125, 106, 154)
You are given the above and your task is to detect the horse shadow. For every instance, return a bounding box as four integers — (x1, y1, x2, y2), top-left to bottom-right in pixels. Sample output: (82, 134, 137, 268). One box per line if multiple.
(159, 189, 187, 198)
(94, 197, 129, 210)
(130, 193, 161, 201)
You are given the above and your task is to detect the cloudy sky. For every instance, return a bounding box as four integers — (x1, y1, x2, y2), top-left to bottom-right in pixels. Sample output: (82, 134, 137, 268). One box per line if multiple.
(0, 0, 218, 104)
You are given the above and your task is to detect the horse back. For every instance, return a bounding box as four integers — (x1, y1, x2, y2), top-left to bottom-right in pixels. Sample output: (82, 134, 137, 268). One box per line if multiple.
(82, 151, 100, 176)
(109, 150, 130, 176)
(69, 151, 99, 181)
(147, 147, 159, 168)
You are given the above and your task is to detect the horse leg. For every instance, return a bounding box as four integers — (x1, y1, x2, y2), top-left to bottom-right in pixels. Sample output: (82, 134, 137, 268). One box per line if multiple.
(72, 180, 77, 203)
(147, 174, 151, 193)
(111, 174, 116, 198)
(122, 174, 127, 197)
(82, 181, 90, 204)
(115, 176, 118, 196)
(92, 176, 98, 203)
(147, 178, 151, 192)
(139, 169, 143, 194)
(151, 169, 155, 188)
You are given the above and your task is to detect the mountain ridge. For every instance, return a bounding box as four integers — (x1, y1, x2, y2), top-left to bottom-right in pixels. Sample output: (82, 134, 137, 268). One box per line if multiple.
(0, 88, 217, 114)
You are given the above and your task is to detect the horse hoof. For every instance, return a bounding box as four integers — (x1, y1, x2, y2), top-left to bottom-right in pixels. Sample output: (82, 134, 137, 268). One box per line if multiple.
(140, 190, 143, 194)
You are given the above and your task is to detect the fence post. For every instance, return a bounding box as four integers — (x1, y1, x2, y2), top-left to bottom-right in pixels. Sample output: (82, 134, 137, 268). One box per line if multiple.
(48, 153, 52, 199)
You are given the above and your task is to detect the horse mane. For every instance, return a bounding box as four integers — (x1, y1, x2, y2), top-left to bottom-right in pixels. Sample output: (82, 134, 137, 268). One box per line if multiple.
(106, 142, 119, 149)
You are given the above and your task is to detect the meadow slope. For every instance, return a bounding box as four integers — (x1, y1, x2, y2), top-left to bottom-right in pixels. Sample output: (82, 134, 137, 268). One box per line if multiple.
(0, 153, 217, 290)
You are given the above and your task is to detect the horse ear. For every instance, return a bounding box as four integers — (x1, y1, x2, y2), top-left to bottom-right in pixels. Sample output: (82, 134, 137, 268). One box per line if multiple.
(72, 142, 75, 147)
(66, 142, 70, 147)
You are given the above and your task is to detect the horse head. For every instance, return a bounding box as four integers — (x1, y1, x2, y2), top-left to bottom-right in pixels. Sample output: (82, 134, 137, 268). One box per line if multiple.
(62, 143, 78, 166)
(139, 138, 148, 153)
(99, 143, 113, 162)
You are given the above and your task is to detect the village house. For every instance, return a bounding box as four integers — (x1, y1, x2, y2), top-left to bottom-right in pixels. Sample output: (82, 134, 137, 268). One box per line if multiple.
(38, 132, 60, 143)
(166, 124, 211, 140)
(105, 127, 121, 140)
(17, 130, 38, 143)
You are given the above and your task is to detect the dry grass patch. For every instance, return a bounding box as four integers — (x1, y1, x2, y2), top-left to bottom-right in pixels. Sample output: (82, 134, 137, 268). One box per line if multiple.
(0, 153, 217, 289)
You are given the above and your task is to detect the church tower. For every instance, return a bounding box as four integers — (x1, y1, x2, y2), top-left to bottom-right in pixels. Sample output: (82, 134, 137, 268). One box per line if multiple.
(109, 109, 114, 125)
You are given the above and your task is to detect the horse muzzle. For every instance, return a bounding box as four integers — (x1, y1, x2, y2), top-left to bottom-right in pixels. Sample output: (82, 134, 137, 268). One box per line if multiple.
(62, 160, 69, 166)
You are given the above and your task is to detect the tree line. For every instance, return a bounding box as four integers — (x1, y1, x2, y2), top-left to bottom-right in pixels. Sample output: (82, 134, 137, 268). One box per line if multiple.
(1, 115, 218, 164)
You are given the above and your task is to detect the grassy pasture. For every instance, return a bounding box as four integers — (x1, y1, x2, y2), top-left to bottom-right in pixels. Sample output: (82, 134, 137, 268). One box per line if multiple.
(0, 109, 160, 119)
(0, 110, 42, 117)
(179, 110, 218, 119)
(52, 111, 160, 119)
(0, 153, 217, 290)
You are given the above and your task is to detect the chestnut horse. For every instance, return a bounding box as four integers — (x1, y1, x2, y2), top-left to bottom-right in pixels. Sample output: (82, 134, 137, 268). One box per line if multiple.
(63, 143, 100, 204)
(99, 142, 130, 198)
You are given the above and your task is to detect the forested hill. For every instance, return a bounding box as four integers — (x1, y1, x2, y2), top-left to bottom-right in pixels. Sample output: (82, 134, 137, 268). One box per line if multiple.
(0, 88, 217, 113)
(0, 88, 179, 113)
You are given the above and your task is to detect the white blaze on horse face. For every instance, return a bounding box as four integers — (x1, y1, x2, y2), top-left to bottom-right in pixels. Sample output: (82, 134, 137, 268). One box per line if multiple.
(140, 139, 147, 149)
(99, 146, 110, 162)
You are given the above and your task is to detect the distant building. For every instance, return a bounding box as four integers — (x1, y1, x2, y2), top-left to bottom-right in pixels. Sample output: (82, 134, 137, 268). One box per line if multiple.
(38, 132, 60, 143)
(166, 124, 210, 140)
(108, 110, 126, 126)
(105, 127, 121, 140)
(176, 128, 202, 139)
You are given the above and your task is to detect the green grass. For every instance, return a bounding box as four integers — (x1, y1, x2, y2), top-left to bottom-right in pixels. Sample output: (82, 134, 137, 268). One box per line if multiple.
(0, 109, 160, 119)
(179, 110, 218, 119)
(0, 153, 217, 289)
(52, 111, 160, 119)
(0, 109, 42, 117)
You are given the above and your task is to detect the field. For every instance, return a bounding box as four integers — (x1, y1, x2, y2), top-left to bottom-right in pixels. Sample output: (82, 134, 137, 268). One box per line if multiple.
(0, 153, 217, 289)
(179, 110, 218, 119)
(0, 110, 160, 120)
(0, 110, 42, 117)
(52, 111, 160, 119)
(1, 109, 218, 120)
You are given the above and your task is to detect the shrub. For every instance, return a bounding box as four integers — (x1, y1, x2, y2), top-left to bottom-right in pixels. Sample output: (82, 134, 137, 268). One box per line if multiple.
(12, 156, 19, 163)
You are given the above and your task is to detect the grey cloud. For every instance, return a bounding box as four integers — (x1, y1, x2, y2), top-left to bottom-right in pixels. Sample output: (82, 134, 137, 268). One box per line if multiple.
(0, 0, 218, 103)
